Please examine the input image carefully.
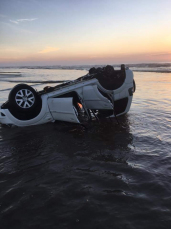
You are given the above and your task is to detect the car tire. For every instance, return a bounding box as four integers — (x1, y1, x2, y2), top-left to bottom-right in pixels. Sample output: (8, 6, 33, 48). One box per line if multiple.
(8, 84, 41, 113)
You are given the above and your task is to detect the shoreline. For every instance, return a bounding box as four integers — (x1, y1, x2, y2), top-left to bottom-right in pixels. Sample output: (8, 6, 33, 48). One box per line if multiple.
(0, 73, 22, 78)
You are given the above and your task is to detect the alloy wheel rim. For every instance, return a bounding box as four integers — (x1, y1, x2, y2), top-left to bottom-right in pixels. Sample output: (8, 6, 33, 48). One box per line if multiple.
(15, 89, 35, 108)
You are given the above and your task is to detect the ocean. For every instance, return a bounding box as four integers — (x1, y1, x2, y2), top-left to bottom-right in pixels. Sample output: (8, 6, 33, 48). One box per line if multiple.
(0, 63, 171, 228)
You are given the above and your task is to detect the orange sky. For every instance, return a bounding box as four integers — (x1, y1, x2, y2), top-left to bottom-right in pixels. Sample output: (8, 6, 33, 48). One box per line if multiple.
(0, 0, 171, 66)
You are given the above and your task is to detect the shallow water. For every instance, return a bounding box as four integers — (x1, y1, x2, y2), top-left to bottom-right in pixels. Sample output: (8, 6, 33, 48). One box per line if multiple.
(0, 68, 171, 228)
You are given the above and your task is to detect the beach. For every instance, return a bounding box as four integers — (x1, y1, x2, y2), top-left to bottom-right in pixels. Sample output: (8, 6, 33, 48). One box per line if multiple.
(0, 65, 171, 228)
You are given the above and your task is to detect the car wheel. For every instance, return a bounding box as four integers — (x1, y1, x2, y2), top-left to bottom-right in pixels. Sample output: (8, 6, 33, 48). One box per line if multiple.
(8, 84, 41, 113)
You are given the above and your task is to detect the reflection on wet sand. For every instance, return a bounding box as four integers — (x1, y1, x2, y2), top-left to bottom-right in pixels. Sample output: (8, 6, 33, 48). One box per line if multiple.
(0, 115, 136, 228)
(0, 115, 133, 173)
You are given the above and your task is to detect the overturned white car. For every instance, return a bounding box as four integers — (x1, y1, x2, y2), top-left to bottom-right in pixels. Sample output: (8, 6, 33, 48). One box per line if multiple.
(0, 65, 135, 127)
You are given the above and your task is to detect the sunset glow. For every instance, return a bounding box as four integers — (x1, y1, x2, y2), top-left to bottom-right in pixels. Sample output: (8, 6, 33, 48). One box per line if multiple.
(0, 0, 171, 66)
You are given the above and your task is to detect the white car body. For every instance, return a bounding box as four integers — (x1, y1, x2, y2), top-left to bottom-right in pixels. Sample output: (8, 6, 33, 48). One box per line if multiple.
(0, 66, 135, 127)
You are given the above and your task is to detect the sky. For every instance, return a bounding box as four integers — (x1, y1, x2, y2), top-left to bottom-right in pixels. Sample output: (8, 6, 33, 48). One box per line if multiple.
(0, 0, 171, 66)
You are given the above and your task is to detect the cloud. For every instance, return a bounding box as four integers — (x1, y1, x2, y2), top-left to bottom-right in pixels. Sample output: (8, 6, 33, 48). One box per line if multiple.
(9, 20, 19, 24)
(9, 18, 38, 24)
(149, 52, 171, 56)
(0, 21, 34, 34)
(38, 47, 59, 54)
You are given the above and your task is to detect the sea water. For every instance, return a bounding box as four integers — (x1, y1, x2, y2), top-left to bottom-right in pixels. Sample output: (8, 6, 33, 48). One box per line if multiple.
(0, 64, 171, 228)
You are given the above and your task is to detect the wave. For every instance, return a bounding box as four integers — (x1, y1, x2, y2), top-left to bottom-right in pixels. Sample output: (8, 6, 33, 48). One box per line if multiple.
(0, 72, 21, 73)
(0, 82, 56, 92)
(133, 69, 171, 73)
(18, 65, 91, 70)
(128, 63, 171, 68)
(0, 79, 68, 84)
(1, 63, 171, 73)
(0, 74, 22, 78)
(16, 62, 171, 69)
